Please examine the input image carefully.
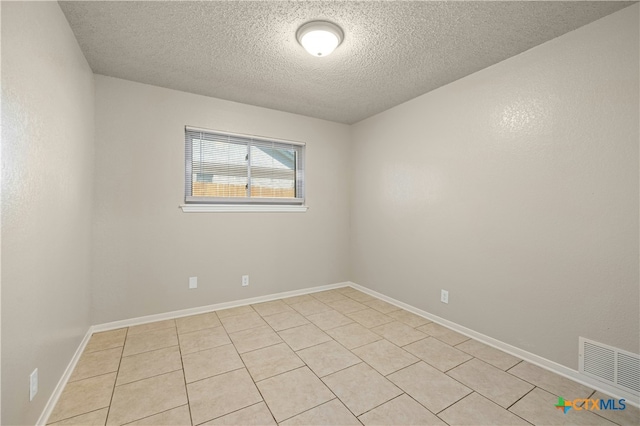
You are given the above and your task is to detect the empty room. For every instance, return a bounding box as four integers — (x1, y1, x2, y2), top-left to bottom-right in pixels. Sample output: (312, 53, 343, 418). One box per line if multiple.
(2, 1, 639, 425)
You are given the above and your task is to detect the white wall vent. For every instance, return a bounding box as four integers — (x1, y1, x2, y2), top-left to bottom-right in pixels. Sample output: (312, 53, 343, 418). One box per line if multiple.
(579, 337, 640, 396)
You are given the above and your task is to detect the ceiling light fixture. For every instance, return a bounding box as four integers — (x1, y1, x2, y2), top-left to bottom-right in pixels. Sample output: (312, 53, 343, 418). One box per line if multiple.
(296, 21, 344, 57)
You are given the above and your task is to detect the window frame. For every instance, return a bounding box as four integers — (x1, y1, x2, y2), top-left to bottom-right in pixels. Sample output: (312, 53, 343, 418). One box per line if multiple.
(183, 126, 306, 211)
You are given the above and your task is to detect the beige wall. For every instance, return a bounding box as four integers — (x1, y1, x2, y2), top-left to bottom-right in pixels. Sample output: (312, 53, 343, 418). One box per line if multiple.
(350, 5, 639, 370)
(92, 76, 351, 324)
(1, 2, 95, 424)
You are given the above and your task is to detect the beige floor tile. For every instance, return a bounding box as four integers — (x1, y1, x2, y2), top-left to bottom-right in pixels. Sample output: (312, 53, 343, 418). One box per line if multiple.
(107, 370, 187, 425)
(241, 343, 305, 382)
(371, 321, 428, 347)
(281, 399, 360, 425)
(85, 329, 127, 354)
(48, 408, 108, 426)
(335, 286, 356, 294)
(48, 373, 116, 424)
(417, 323, 470, 346)
(326, 323, 383, 350)
(508, 361, 594, 400)
(176, 312, 221, 334)
(387, 310, 431, 328)
(204, 402, 276, 425)
(282, 294, 315, 305)
(447, 358, 534, 408)
(347, 309, 394, 329)
(455, 339, 521, 370)
(69, 347, 122, 382)
(387, 362, 471, 414)
(359, 394, 446, 425)
(278, 324, 332, 351)
(364, 299, 401, 314)
(352, 339, 419, 376)
(257, 367, 335, 422)
(216, 305, 255, 318)
(117, 346, 182, 386)
(509, 387, 616, 425)
(125, 405, 191, 425)
(183, 344, 244, 383)
(343, 290, 377, 303)
(438, 392, 529, 425)
(322, 363, 402, 416)
(219, 311, 267, 334)
(187, 368, 262, 425)
(123, 327, 178, 357)
(251, 300, 293, 317)
(590, 391, 640, 425)
(128, 319, 176, 336)
(306, 309, 354, 331)
(228, 325, 282, 354)
(311, 290, 349, 304)
(262, 310, 309, 331)
(404, 337, 472, 371)
(327, 298, 369, 314)
(296, 341, 362, 377)
(178, 326, 231, 355)
(290, 300, 333, 316)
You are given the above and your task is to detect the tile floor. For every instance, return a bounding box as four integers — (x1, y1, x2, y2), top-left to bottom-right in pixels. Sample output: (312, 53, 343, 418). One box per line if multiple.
(47, 287, 638, 425)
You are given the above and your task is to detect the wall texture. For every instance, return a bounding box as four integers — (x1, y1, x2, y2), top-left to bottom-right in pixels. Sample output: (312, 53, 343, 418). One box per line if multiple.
(1, 2, 95, 424)
(92, 76, 351, 324)
(350, 5, 639, 370)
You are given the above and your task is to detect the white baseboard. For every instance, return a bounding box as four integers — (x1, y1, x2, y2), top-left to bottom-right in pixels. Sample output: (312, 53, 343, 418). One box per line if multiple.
(39, 279, 638, 425)
(36, 327, 94, 426)
(92, 282, 350, 333)
(347, 281, 640, 408)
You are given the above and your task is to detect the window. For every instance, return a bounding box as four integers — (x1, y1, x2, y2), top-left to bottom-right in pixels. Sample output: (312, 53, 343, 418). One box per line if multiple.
(184, 127, 305, 210)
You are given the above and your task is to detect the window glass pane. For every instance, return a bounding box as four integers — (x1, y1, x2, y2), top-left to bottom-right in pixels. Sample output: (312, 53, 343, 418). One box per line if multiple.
(185, 128, 304, 204)
(191, 137, 248, 198)
(250, 144, 296, 198)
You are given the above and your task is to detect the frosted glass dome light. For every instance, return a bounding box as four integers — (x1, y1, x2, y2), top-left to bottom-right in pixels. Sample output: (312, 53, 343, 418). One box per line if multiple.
(296, 21, 344, 57)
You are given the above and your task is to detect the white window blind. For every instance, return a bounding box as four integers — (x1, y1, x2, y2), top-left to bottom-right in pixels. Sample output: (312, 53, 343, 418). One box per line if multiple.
(185, 127, 305, 205)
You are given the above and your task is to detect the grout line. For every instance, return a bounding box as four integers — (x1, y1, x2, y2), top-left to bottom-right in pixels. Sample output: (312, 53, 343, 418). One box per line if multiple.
(120, 404, 189, 426)
(198, 401, 269, 426)
(117, 367, 189, 388)
(66, 347, 124, 385)
(235, 339, 283, 355)
(104, 327, 129, 424)
(506, 386, 536, 411)
(443, 356, 475, 373)
(176, 326, 195, 426)
(179, 341, 234, 357)
(276, 398, 340, 423)
(355, 393, 406, 419)
(434, 390, 473, 415)
(120, 343, 179, 359)
(318, 361, 365, 380)
(230, 358, 276, 424)
(46, 406, 111, 426)
(505, 388, 537, 426)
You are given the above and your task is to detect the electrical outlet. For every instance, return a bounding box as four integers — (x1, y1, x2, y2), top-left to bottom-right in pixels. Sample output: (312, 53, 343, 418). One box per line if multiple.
(441, 289, 449, 304)
(242, 275, 249, 287)
(189, 276, 197, 289)
(30, 368, 38, 401)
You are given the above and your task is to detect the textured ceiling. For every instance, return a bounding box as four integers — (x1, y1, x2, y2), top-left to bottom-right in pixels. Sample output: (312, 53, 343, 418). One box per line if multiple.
(59, 1, 634, 124)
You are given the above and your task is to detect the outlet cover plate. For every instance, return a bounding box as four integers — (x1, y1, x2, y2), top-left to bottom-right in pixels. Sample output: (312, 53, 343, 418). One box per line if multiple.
(441, 290, 449, 304)
(189, 277, 197, 289)
(242, 275, 249, 287)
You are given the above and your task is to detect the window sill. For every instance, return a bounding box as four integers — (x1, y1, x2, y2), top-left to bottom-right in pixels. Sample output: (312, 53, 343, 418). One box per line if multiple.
(180, 204, 308, 213)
